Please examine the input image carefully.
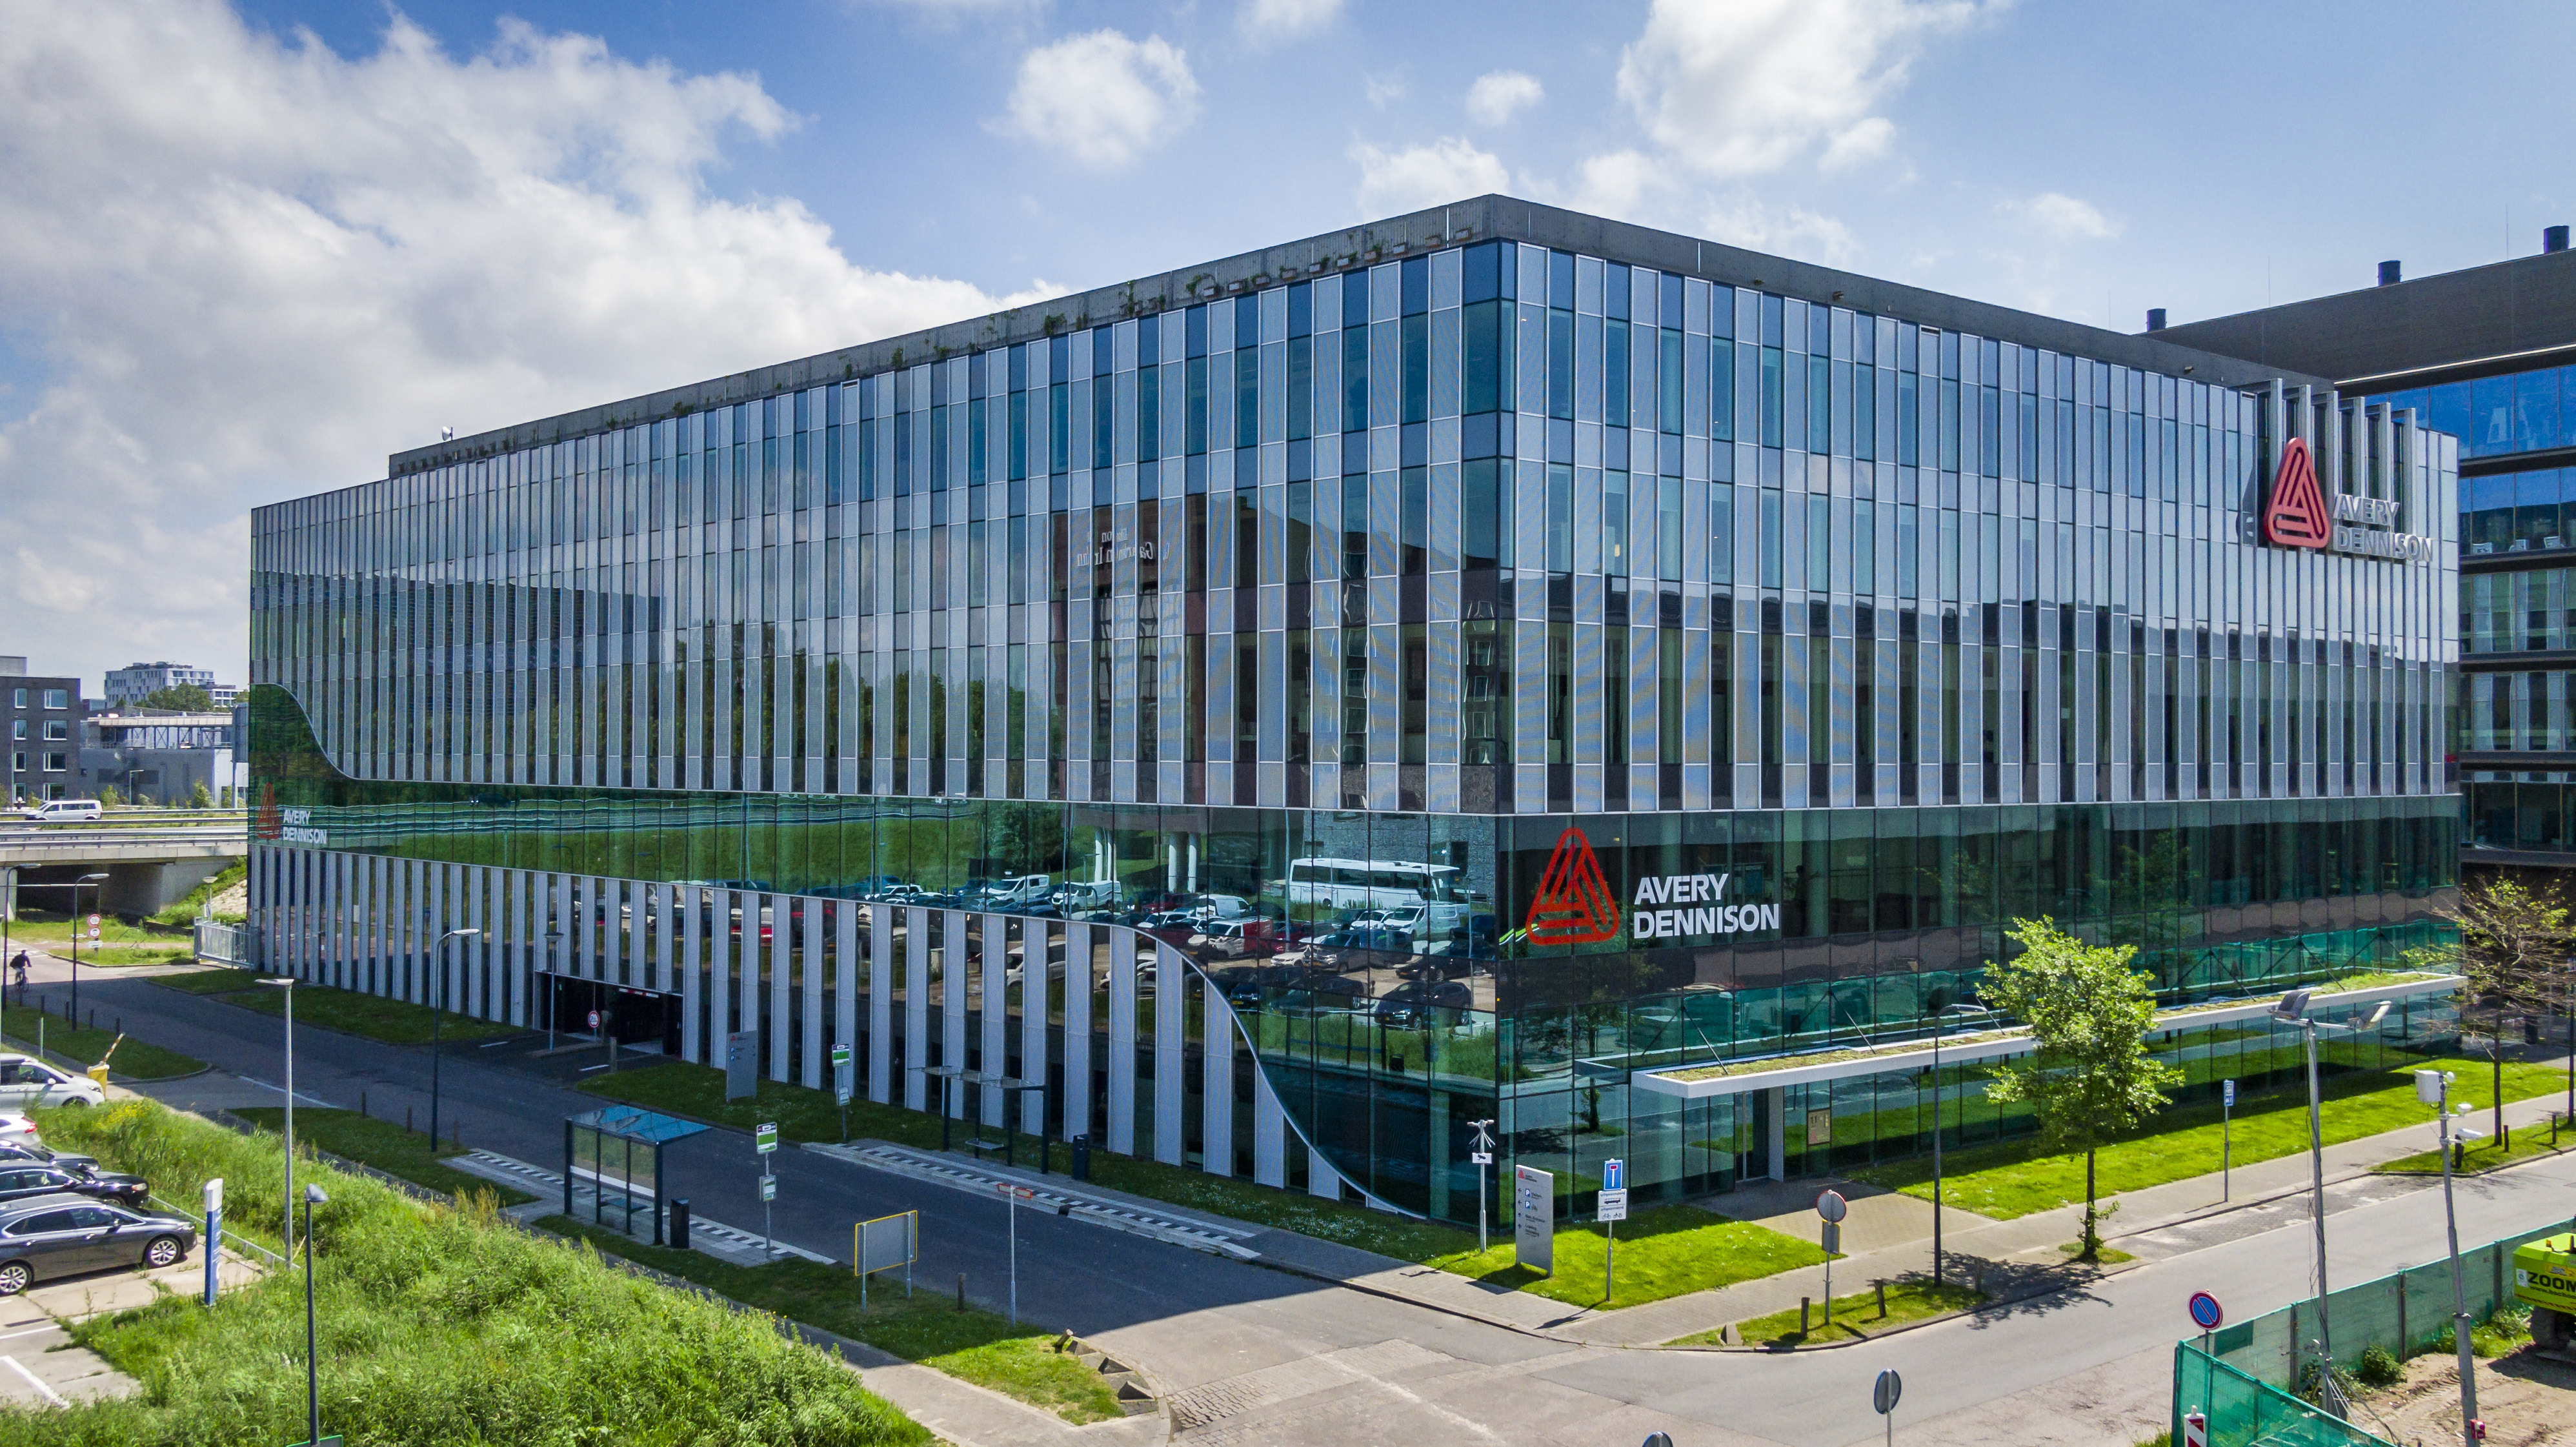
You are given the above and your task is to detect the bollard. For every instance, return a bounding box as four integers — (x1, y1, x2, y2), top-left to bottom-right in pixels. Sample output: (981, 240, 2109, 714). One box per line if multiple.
(1877, 1280, 1887, 1319)
(1072, 1133, 1091, 1183)
(407, 1106, 414, 1135)
(453, 1122, 462, 1149)
(360, 1091, 367, 1120)
(668, 1199, 692, 1251)
(1800, 1297, 1811, 1334)
(957, 1274, 967, 1312)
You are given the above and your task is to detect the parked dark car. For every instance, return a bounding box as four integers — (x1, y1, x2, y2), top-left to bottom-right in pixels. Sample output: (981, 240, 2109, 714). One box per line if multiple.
(0, 1195, 196, 1295)
(0, 1140, 100, 1177)
(0, 1162, 147, 1208)
(1373, 978, 1473, 1029)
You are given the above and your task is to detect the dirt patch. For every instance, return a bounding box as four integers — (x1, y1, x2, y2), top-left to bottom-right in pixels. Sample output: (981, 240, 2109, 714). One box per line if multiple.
(2355, 1346, 2576, 1446)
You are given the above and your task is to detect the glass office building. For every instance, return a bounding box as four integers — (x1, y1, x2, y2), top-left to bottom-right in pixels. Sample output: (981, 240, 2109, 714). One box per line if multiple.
(247, 197, 2463, 1224)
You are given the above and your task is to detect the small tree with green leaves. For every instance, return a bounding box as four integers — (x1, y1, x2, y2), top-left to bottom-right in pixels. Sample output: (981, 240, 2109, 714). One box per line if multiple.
(137, 682, 216, 712)
(96, 783, 121, 806)
(2417, 875, 2576, 1150)
(187, 780, 213, 809)
(1980, 916, 2184, 1261)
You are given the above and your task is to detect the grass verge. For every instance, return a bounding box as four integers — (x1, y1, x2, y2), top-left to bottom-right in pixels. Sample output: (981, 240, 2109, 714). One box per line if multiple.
(1417, 1205, 1830, 1311)
(1675, 1278, 1985, 1349)
(0, 1000, 204, 1079)
(543, 1217, 1125, 1423)
(6, 1098, 927, 1447)
(1851, 1055, 2576, 1219)
(233, 1106, 535, 1207)
(146, 860, 247, 928)
(143, 966, 263, 995)
(2057, 1241, 2137, 1264)
(216, 978, 524, 1044)
(2373, 1129, 2573, 1175)
(585, 1061, 1827, 1309)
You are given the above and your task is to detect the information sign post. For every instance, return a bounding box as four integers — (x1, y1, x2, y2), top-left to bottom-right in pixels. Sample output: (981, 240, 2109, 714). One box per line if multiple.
(1816, 1189, 1849, 1322)
(2221, 1079, 2236, 1201)
(1513, 1165, 1554, 1277)
(1597, 1159, 1628, 1301)
(831, 1044, 854, 1141)
(1469, 1118, 1496, 1255)
(756, 1121, 778, 1259)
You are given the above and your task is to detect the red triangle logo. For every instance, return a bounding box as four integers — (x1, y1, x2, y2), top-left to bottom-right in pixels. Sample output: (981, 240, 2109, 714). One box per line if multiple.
(2264, 437, 2331, 549)
(1525, 827, 1622, 946)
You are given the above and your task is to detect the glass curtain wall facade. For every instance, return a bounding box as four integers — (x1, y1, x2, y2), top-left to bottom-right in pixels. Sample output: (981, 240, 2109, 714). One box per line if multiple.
(248, 199, 2461, 1224)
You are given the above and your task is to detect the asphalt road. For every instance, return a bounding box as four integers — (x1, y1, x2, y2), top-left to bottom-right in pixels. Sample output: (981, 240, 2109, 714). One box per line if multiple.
(30, 962, 2576, 1446)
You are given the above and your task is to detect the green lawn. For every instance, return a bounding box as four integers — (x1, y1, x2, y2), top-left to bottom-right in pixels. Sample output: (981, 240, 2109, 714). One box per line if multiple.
(1421, 1204, 1831, 1311)
(1676, 1277, 1984, 1348)
(216, 978, 524, 1044)
(234, 1106, 534, 1206)
(5, 1098, 928, 1447)
(1850, 1055, 2576, 1219)
(0, 1000, 204, 1079)
(2375, 1130, 2573, 1176)
(543, 1216, 1125, 1423)
(146, 966, 265, 995)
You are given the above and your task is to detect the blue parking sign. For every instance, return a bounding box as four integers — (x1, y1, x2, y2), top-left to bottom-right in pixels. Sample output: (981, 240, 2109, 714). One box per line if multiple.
(1602, 1158, 1624, 1191)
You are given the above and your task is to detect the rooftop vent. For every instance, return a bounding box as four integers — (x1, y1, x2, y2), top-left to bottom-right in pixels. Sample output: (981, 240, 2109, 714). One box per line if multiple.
(2146, 307, 2167, 331)
(2377, 259, 2402, 287)
(2548, 225, 2570, 254)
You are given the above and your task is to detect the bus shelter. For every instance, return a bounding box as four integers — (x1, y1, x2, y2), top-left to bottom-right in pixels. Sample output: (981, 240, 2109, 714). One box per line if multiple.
(565, 1105, 707, 1245)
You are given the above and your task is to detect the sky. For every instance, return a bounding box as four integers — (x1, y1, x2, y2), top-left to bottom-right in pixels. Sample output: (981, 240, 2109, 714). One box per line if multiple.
(4, 0, 2574, 693)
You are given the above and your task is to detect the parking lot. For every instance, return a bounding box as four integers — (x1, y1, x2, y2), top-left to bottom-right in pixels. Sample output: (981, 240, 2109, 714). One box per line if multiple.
(0, 1244, 266, 1408)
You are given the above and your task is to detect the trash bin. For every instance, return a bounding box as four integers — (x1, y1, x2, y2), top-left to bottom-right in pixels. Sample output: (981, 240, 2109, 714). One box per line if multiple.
(668, 1198, 692, 1251)
(1071, 1133, 1091, 1182)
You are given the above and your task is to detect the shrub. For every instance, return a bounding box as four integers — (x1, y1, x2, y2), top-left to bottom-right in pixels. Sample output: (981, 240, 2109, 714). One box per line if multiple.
(2355, 1343, 2402, 1388)
(0, 1100, 925, 1447)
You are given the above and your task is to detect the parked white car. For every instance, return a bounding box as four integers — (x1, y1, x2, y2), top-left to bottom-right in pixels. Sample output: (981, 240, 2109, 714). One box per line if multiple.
(0, 1116, 39, 1148)
(0, 1057, 102, 1109)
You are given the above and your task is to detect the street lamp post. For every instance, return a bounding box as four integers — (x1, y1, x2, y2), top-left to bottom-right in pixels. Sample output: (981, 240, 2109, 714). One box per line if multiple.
(2268, 989, 2391, 1416)
(2418, 1068, 2481, 1446)
(428, 927, 481, 1148)
(1927, 1002, 1982, 1287)
(68, 871, 108, 1024)
(258, 976, 298, 1253)
(300, 1182, 330, 1447)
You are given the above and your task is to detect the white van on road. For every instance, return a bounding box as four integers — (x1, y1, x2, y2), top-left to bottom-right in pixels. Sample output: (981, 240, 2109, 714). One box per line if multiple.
(15, 800, 103, 825)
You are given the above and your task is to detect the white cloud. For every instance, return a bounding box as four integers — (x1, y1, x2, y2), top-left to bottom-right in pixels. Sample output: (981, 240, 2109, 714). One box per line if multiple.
(1699, 196, 1860, 267)
(1351, 138, 1510, 219)
(1616, 0, 1989, 177)
(1363, 70, 1407, 110)
(1465, 70, 1544, 126)
(0, 1, 1055, 689)
(1240, 0, 1344, 43)
(1819, 117, 1897, 172)
(1569, 150, 1661, 219)
(1000, 30, 1198, 167)
(2003, 191, 2119, 241)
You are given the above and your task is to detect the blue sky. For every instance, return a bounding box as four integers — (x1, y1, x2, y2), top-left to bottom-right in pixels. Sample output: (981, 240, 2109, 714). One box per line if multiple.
(3, 0, 2573, 688)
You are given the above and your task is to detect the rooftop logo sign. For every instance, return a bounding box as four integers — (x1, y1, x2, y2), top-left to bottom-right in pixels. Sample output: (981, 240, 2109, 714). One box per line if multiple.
(1525, 828, 1621, 946)
(2262, 438, 2331, 549)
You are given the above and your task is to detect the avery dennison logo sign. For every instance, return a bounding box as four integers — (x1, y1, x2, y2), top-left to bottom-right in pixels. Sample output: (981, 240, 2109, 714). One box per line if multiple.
(2264, 436, 2432, 563)
(1631, 873, 1780, 940)
(1524, 829, 1776, 947)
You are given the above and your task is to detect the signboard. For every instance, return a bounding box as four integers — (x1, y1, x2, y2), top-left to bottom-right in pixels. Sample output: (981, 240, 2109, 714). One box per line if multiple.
(1525, 829, 1621, 946)
(724, 1030, 758, 1101)
(2188, 1292, 2224, 1331)
(2182, 1413, 2208, 1447)
(1513, 1165, 1554, 1277)
(830, 1044, 852, 1070)
(1598, 1190, 1628, 1223)
(2223, 1078, 2236, 1109)
(2263, 435, 2432, 562)
(86, 914, 100, 927)
(1471, 1151, 1493, 1165)
(755, 1122, 778, 1155)
(1806, 1109, 1833, 1146)
(1873, 1369, 1902, 1415)
(1816, 1189, 1849, 1223)
(853, 1211, 918, 1278)
(758, 1175, 776, 1202)
(587, 1010, 601, 1031)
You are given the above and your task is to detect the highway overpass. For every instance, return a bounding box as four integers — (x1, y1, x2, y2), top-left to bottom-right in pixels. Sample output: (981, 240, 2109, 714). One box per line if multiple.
(1, 814, 247, 916)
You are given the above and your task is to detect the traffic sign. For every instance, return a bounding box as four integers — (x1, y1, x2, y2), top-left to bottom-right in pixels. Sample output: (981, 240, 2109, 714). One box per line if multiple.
(996, 1181, 1036, 1202)
(830, 1044, 852, 1069)
(2222, 1078, 2236, 1109)
(2182, 1412, 2208, 1447)
(587, 1009, 601, 1031)
(1471, 1151, 1493, 1165)
(1598, 1188, 1629, 1222)
(758, 1175, 776, 1202)
(1602, 1157, 1625, 1191)
(86, 914, 99, 927)
(836, 1081, 853, 1106)
(1816, 1189, 1848, 1223)
(1873, 1368, 1902, 1415)
(755, 1122, 778, 1155)
(2188, 1291, 2224, 1331)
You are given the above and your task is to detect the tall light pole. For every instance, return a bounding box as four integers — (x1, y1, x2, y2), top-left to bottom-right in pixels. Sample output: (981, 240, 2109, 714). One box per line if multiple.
(2268, 989, 2391, 1416)
(300, 1182, 329, 1447)
(2418, 1068, 2481, 1446)
(1927, 1002, 1982, 1287)
(428, 927, 481, 1148)
(258, 976, 298, 1253)
(68, 871, 108, 1023)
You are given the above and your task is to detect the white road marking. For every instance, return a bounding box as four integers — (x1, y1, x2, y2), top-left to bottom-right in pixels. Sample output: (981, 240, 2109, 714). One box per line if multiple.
(1, 1353, 65, 1406)
(230, 1075, 332, 1107)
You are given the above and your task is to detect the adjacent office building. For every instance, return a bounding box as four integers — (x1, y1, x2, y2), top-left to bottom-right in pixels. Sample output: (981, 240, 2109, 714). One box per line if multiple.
(2158, 235, 2576, 876)
(3, 656, 83, 804)
(246, 197, 2463, 1224)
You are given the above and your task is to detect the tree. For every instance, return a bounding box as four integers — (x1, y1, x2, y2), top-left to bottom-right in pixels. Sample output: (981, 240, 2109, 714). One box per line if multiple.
(96, 783, 122, 806)
(188, 780, 214, 809)
(1980, 916, 2184, 1261)
(137, 683, 216, 712)
(2424, 875, 2575, 1151)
